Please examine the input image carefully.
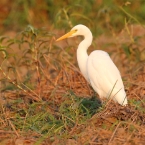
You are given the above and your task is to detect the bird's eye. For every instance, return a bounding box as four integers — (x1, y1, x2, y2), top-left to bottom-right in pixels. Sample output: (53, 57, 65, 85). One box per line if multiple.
(74, 29, 77, 32)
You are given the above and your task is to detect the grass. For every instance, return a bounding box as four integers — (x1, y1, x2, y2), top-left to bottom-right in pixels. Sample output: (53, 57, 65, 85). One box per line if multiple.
(0, 0, 145, 144)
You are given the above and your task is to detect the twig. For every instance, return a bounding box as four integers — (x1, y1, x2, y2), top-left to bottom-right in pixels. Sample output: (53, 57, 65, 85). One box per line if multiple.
(132, 92, 145, 106)
(0, 67, 41, 101)
(108, 122, 121, 144)
(1, 103, 19, 137)
(8, 120, 20, 137)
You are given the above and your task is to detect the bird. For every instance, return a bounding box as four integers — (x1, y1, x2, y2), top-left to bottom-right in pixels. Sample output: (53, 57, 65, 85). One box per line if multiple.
(56, 24, 128, 106)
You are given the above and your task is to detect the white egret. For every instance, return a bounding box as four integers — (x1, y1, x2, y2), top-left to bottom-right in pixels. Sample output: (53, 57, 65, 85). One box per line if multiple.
(56, 24, 127, 106)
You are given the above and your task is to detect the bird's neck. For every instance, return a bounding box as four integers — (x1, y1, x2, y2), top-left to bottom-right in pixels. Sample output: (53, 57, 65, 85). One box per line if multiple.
(77, 32, 93, 82)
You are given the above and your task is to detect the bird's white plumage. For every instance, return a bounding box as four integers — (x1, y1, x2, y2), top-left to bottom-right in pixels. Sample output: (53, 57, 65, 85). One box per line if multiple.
(56, 24, 128, 106)
(87, 50, 127, 105)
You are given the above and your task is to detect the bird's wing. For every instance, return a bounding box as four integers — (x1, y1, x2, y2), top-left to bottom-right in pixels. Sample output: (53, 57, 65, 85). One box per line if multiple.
(87, 50, 124, 97)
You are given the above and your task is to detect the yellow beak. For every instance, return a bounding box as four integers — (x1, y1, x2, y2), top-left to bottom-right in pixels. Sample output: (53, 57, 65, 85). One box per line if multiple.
(56, 30, 76, 41)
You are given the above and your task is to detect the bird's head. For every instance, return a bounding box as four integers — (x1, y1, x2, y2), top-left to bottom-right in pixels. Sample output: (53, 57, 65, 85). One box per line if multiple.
(56, 24, 90, 41)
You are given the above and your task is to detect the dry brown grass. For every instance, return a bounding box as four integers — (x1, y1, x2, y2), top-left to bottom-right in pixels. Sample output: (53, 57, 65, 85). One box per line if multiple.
(0, 24, 145, 145)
